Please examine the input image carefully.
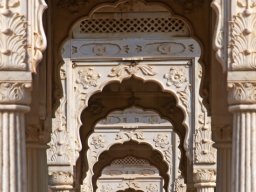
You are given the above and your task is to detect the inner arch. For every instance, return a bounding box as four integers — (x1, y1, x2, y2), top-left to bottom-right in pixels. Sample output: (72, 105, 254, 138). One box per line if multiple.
(78, 77, 188, 189)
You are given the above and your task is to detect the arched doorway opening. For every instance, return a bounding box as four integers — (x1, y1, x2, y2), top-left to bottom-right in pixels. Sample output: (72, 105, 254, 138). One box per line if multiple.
(47, 0, 216, 191)
(78, 77, 187, 191)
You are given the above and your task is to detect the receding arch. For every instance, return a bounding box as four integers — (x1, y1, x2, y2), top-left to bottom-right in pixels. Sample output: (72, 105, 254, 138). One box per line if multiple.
(92, 141, 169, 192)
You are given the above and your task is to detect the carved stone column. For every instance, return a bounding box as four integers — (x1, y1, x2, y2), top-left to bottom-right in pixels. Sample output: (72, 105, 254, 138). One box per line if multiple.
(212, 125, 232, 192)
(0, 81, 31, 192)
(193, 169, 216, 192)
(228, 82, 256, 192)
(26, 143, 48, 192)
(215, 142, 232, 192)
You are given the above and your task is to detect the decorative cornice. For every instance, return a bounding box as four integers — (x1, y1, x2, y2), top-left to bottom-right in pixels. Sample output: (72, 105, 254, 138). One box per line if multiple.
(193, 168, 216, 184)
(0, 82, 31, 104)
(228, 82, 256, 105)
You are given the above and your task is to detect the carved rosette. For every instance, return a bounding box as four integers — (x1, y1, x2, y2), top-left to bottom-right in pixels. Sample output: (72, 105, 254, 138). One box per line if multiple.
(74, 67, 101, 106)
(228, 82, 256, 105)
(48, 171, 73, 186)
(193, 169, 216, 185)
(0, 82, 31, 104)
(100, 184, 113, 192)
(164, 66, 191, 114)
(153, 134, 169, 148)
(90, 134, 105, 149)
(146, 184, 158, 192)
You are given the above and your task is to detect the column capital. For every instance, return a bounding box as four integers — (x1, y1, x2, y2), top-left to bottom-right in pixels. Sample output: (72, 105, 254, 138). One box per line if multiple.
(49, 171, 74, 191)
(193, 168, 216, 187)
(228, 81, 256, 105)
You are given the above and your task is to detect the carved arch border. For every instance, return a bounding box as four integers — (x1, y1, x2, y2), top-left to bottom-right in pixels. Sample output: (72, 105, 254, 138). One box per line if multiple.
(84, 136, 170, 192)
(48, 0, 216, 188)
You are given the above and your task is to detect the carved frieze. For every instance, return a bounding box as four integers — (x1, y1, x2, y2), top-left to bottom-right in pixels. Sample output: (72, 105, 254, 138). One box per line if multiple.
(0, 82, 31, 104)
(228, 82, 256, 104)
(70, 39, 200, 59)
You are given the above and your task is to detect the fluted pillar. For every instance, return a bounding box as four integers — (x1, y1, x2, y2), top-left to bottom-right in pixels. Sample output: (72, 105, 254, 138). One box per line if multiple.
(193, 169, 216, 192)
(215, 142, 231, 192)
(229, 105, 256, 192)
(0, 105, 30, 192)
(26, 143, 48, 192)
(228, 82, 256, 192)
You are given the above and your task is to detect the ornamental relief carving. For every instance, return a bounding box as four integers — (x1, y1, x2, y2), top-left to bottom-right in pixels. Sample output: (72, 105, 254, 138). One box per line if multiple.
(174, 175, 187, 192)
(90, 134, 105, 149)
(48, 171, 73, 186)
(194, 100, 216, 163)
(71, 40, 199, 60)
(164, 66, 191, 114)
(228, 82, 256, 104)
(108, 62, 156, 77)
(115, 131, 145, 141)
(0, 82, 31, 104)
(230, 12, 256, 70)
(193, 169, 216, 183)
(74, 67, 101, 107)
(0, 13, 26, 70)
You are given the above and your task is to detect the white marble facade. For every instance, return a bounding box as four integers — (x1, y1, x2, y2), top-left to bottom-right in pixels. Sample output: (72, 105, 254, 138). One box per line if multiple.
(0, 0, 256, 192)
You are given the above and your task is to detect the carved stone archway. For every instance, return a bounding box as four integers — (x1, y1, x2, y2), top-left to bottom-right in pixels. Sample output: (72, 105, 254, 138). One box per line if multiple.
(81, 107, 186, 192)
(47, 0, 216, 191)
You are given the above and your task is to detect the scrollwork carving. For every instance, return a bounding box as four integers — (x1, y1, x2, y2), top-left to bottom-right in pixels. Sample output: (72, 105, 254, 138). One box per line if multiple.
(193, 169, 216, 183)
(48, 171, 73, 186)
(228, 82, 256, 104)
(0, 82, 31, 104)
(115, 131, 145, 141)
(195, 101, 216, 163)
(109, 62, 156, 77)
